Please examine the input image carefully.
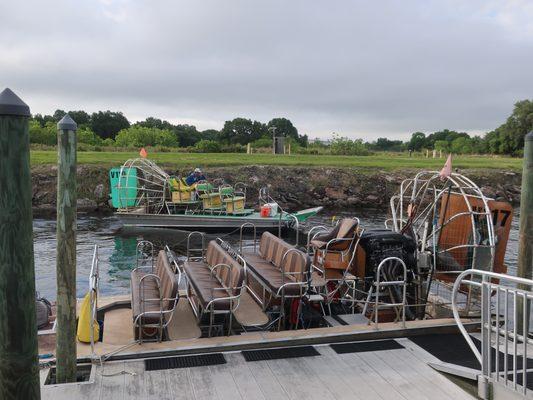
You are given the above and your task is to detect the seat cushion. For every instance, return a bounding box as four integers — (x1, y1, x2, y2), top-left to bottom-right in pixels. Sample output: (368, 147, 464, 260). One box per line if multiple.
(242, 251, 303, 296)
(183, 261, 233, 310)
(131, 269, 163, 324)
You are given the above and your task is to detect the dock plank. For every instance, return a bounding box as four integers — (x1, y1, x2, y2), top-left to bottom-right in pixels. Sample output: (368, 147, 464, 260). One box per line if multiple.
(123, 360, 147, 400)
(267, 357, 337, 400)
(327, 345, 409, 400)
(244, 354, 290, 400)
(99, 361, 126, 399)
(225, 353, 266, 400)
(302, 346, 366, 400)
(165, 367, 196, 400)
(209, 363, 243, 400)
(354, 350, 430, 400)
(188, 365, 221, 400)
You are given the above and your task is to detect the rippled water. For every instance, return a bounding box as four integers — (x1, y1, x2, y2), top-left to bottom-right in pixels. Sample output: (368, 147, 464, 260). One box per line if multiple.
(33, 208, 520, 300)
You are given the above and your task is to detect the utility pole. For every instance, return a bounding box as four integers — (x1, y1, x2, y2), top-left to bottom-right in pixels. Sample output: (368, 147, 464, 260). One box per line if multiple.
(55, 114, 78, 383)
(0, 88, 41, 399)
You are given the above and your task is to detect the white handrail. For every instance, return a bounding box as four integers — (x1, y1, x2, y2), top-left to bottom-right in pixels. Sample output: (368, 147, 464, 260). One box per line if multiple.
(89, 244, 99, 357)
(452, 269, 533, 397)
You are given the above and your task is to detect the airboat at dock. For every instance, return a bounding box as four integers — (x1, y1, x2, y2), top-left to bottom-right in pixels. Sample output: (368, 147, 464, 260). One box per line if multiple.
(109, 158, 323, 231)
(39, 168, 533, 399)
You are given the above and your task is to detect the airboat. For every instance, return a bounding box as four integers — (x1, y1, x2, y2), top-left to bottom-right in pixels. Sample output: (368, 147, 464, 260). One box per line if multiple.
(41, 168, 531, 399)
(108, 158, 322, 230)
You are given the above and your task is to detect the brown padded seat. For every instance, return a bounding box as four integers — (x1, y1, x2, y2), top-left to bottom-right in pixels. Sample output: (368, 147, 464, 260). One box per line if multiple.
(183, 241, 244, 310)
(310, 218, 359, 251)
(242, 232, 310, 296)
(131, 250, 179, 324)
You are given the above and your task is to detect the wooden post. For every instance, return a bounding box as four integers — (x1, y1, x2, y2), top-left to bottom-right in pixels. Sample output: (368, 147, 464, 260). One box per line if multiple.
(288, 142, 291, 155)
(432, 149, 436, 158)
(55, 114, 78, 383)
(425, 149, 429, 158)
(439, 149, 442, 158)
(0, 88, 40, 399)
(246, 143, 251, 154)
(517, 131, 533, 333)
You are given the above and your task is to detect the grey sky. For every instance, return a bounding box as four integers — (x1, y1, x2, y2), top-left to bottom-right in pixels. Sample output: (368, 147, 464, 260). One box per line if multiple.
(1, 0, 532, 139)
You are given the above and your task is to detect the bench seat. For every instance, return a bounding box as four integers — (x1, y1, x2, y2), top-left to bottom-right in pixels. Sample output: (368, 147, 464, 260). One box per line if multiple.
(130, 250, 179, 341)
(183, 261, 235, 310)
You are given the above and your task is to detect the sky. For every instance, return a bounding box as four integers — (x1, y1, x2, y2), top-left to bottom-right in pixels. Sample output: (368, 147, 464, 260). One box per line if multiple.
(1, 0, 533, 140)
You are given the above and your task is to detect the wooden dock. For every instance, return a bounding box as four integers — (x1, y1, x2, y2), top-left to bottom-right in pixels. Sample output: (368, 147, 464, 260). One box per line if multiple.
(41, 337, 476, 399)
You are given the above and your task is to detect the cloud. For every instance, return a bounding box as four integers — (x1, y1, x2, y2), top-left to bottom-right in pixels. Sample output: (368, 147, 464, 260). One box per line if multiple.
(1, 0, 532, 139)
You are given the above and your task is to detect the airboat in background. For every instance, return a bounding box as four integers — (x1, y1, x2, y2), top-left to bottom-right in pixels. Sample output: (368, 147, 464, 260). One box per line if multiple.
(108, 158, 322, 230)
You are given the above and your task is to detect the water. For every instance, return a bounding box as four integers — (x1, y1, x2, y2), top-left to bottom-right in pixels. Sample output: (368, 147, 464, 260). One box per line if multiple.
(33, 208, 521, 300)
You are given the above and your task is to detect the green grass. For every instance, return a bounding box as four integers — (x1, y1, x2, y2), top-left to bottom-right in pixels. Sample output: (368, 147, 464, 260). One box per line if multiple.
(29, 150, 523, 171)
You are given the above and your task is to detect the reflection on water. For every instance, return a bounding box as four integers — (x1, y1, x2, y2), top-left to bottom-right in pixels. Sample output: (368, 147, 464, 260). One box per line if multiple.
(33, 208, 521, 300)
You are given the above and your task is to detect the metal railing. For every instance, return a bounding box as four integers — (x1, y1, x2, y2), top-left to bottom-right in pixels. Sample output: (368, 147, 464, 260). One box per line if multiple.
(89, 244, 99, 357)
(361, 257, 408, 329)
(452, 269, 533, 399)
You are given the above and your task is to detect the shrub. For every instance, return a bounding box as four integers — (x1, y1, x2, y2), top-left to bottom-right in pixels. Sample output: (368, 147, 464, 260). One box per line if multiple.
(29, 120, 56, 145)
(114, 126, 178, 147)
(77, 127, 102, 146)
(193, 140, 221, 153)
(330, 134, 370, 156)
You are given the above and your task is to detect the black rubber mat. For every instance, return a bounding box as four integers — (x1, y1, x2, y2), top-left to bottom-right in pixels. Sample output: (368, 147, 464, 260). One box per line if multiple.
(331, 339, 404, 354)
(242, 346, 320, 362)
(145, 353, 226, 371)
(408, 333, 533, 372)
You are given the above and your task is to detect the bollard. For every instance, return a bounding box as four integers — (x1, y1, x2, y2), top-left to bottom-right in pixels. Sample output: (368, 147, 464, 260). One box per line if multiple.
(517, 131, 533, 334)
(0, 88, 40, 398)
(55, 114, 78, 383)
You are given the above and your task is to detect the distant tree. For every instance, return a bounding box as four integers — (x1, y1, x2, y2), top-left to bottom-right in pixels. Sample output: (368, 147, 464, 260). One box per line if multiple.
(53, 109, 66, 121)
(371, 137, 404, 152)
(32, 113, 56, 127)
(67, 110, 91, 126)
(200, 129, 220, 141)
(408, 132, 426, 151)
(220, 118, 268, 145)
(174, 124, 201, 147)
(450, 137, 473, 154)
(136, 117, 175, 131)
(115, 126, 177, 147)
(433, 140, 449, 153)
(91, 111, 130, 139)
(484, 100, 533, 155)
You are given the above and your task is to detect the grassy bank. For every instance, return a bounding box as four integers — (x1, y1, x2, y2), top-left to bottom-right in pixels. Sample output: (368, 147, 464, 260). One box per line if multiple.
(30, 150, 523, 171)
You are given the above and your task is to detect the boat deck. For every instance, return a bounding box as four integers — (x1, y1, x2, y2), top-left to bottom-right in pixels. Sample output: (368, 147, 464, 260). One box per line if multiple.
(41, 336, 476, 400)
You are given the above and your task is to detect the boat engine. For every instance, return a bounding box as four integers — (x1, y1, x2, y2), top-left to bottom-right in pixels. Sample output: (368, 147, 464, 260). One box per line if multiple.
(357, 230, 421, 320)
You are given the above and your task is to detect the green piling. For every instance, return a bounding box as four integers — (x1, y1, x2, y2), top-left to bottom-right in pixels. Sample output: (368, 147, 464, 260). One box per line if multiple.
(517, 131, 533, 335)
(55, 114, 78, 383)
(0, 88, 41, 399)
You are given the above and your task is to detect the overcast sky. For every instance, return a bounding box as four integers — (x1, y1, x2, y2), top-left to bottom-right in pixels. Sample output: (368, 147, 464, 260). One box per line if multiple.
(1, 1, 532, 139)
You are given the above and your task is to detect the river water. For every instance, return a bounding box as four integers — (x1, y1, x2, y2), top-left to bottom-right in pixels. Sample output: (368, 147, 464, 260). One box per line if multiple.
(33, 209, 521, 300)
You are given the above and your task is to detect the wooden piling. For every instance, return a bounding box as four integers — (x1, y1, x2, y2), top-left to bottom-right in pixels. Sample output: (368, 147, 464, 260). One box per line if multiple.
(55, 114, 78, 383)
(0, 88, 41, 399)
(517, 131, 533, 333)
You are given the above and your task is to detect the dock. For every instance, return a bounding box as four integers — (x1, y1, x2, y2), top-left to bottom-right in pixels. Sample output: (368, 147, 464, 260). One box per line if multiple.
(41, 336, 476, 400)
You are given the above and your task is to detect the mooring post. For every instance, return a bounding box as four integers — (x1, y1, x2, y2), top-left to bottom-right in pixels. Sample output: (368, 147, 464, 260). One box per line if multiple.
(517, 131, 533, 334)
(55, 114, 78, 383)
(0, 88, 41, 399)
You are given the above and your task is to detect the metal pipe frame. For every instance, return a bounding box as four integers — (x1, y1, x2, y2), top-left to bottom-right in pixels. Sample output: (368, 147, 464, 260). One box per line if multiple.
(452, 269, 533, 398)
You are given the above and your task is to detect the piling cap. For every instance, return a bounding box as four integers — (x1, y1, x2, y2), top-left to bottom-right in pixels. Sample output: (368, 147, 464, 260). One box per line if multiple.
(526, 131, 533, 142)
(57, 114, 77, 131)
(0, 88, 30, 117)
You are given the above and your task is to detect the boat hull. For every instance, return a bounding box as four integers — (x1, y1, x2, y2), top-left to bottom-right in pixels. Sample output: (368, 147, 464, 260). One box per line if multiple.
(116, 211, 291, 230)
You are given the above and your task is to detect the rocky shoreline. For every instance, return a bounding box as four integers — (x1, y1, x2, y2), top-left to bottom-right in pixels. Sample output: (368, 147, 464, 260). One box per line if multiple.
(30, 165, 523, 217)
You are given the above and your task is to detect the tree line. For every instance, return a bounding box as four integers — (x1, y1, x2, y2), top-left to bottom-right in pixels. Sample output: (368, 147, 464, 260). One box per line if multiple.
(29, 99, 532, 156)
